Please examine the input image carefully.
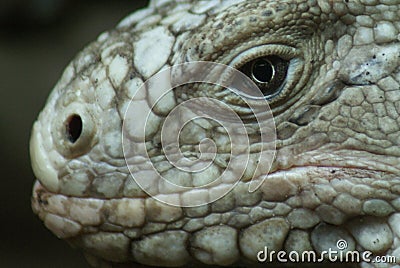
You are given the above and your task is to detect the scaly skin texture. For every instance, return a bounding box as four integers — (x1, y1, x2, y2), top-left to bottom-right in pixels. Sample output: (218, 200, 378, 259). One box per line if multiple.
(30, 0, 400, 267)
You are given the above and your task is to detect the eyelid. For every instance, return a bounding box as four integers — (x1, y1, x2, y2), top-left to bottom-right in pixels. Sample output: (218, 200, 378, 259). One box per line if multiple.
(229, 44, 299, 69)
(285, 57, 303, 86)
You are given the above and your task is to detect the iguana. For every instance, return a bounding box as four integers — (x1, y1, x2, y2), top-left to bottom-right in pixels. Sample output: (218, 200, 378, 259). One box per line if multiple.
(30, 0, 400, 267)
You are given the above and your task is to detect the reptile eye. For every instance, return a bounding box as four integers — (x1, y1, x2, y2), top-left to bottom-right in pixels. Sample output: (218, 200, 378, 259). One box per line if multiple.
(66, 114, 82, 143)
(240, 56, 289, 99)
(227, 44, 302, 107)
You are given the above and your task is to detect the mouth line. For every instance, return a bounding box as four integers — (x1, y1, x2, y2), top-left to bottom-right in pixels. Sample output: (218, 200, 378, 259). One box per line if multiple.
(32, 165, 396, 199)
(269, 164, 397, 178)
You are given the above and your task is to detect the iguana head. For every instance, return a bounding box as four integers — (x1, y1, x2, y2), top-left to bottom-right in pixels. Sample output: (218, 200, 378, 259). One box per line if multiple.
(31, 0, 400, 266)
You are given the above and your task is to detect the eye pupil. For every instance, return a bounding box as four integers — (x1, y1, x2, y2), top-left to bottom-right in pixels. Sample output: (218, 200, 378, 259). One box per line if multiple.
(66, 114, 82, 143)
(251, 59, 274, 84)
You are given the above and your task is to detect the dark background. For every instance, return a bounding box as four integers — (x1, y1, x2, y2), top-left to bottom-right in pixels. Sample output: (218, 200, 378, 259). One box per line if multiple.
(0, 1, 148, 267)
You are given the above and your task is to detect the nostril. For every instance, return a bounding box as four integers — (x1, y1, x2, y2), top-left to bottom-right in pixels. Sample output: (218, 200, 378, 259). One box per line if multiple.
(54, 106, 96, 157)
(65, 114, 82, 143)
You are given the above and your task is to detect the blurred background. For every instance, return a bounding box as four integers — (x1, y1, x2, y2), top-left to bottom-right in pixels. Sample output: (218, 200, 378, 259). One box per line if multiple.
(0, 0, 148, 267)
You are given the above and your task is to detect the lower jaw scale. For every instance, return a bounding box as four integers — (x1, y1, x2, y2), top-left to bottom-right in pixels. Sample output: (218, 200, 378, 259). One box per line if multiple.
(32, 171, 400, 267)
